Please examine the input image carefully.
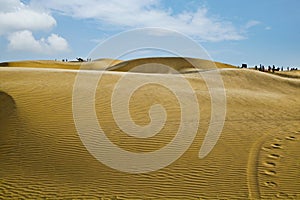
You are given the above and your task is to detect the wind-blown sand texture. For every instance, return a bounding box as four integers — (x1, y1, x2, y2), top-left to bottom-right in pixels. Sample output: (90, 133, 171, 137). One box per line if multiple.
(0, 57, 299, 199)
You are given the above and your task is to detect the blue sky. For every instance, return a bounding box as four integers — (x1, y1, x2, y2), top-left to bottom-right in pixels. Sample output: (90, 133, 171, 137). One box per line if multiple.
(0, 0, 299, 67)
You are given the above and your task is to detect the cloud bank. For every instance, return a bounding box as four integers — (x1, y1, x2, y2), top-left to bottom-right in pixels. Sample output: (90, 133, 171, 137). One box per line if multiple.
(0, 0, 69, 54)
(34, 0, 247, 42)
(1, 0, 261, 56)
(7, 30, 69, 54)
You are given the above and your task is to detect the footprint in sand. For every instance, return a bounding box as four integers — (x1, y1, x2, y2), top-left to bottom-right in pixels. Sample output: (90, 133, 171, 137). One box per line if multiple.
(271, 143, 282, 149)
(264, 181, 277, 188)
(263, 161, 276, 167)
(247, 131, 300, 199)
(285, 135, 296, 141)
(264, 169, 276, 176)
(268, 153, 280, 159)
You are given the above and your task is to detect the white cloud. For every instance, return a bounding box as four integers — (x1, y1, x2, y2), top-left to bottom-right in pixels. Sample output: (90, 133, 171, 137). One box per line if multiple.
(0, 0, 56, 35)
(244, 20, 261, 29)
(34, 0, 246, 42)
(7, 30, 69, 54)
(1, 0, 69, 54)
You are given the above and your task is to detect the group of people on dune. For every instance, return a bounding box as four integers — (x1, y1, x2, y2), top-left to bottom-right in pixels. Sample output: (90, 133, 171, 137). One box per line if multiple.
(241, 63, 298, 72)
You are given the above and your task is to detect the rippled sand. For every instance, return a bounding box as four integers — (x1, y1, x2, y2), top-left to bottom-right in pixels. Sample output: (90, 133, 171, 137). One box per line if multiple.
(1, 58, 299, 199)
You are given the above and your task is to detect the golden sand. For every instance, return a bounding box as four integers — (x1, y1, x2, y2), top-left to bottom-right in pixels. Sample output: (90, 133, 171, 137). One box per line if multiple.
(0, 59, 122, 70)
(107, 57, 236, 73)
(0, 58, 299, 199)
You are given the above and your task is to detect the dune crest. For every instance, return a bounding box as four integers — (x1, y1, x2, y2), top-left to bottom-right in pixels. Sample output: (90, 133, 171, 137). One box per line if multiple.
(0, 59, 122, 70)
(108, 57, 236, 73)
(0, 57, 235, 73)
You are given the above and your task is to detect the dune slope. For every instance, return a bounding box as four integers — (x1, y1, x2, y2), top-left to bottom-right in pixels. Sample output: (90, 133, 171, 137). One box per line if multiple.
(0, 61, 299, 199)
(0, 59, 122, 70)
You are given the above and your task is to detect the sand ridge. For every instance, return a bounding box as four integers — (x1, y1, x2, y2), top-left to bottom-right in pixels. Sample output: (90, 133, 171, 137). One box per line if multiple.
(0, 57, 235, 73)
(0, 58, 299, 199)
(0, 59, 122, 70)
(107, 57, 236, 73)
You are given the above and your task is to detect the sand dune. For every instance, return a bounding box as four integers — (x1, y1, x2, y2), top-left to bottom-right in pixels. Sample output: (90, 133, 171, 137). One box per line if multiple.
(0, 58, 299, 199)
(108, 57, 236, 73)
(0, 57, 235, 73)
(274, 70, 300, 79)
(0, 59, 122, 70)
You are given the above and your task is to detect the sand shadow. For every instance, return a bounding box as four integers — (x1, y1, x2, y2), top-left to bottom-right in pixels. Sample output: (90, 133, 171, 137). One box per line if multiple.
(0, 62, 9, 67)
(0, 91, 16, 122)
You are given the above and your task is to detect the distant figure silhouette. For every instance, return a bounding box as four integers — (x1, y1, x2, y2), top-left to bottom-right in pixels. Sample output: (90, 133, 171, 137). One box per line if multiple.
(76, 57, 84, 62)
(241, 63, 247, 68)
